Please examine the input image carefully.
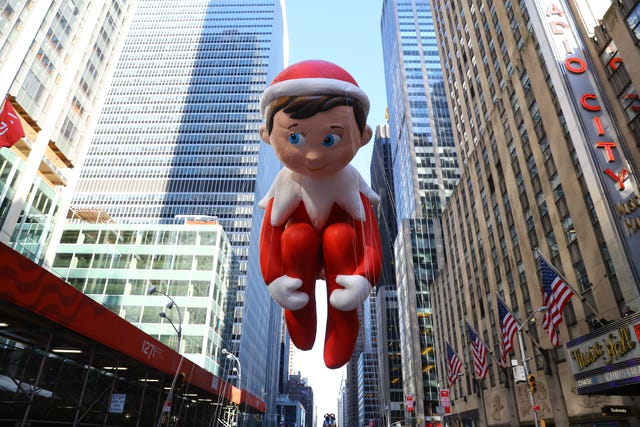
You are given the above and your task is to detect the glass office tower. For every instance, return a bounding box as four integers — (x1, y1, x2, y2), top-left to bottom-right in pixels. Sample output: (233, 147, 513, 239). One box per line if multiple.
(52, 220, 234, 374)
(68, 0, 287, 420)
(370, 124, 405, 425)
(381, 0, 460, 421)
(357, 295, 383, 427)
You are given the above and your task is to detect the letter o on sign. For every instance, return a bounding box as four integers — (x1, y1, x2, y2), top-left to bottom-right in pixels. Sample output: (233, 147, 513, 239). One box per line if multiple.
(565, 57, 587, 74)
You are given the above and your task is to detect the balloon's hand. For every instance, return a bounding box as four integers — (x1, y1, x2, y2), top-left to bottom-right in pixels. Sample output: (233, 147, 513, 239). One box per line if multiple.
(268, 275, 308, 311)
(330, 275, 372, 311)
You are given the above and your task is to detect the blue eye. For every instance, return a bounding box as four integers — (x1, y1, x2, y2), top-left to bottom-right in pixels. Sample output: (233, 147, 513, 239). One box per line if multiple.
(323, 134, 341, 147)
(288, 132, 306, 145)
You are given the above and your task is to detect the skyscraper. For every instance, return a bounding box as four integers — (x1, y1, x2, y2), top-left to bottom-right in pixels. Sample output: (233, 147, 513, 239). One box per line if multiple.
(370, 124, 405, 425)
(0, 0, 136, 262)
(66, 0, 287, 421)
(357, 294, 383, 427)
(429, 0, 640, 425)
(380, 0, 460, 420)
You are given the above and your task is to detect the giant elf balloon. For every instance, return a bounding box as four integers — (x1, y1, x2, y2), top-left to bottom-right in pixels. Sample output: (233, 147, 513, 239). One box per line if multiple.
(258, 60, 383, 369)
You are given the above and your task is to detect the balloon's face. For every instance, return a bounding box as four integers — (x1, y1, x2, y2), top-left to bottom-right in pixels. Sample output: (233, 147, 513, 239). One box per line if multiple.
(264, 105, 370, 179)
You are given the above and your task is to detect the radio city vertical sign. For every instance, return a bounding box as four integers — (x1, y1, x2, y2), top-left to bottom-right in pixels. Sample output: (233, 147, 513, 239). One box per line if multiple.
(525, 0, 640, 282)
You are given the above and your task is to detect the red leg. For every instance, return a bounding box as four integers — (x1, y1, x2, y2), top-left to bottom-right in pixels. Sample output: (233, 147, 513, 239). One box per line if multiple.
(322, 222, 361, 368)
(281, 223, 319, 350)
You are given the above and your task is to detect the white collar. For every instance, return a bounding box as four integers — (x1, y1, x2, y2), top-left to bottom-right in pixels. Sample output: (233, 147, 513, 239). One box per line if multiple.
(259, 164, 379, 229)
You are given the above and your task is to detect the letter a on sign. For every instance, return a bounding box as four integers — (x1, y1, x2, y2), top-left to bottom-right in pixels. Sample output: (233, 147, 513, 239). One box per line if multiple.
(546, 3, 564, 16)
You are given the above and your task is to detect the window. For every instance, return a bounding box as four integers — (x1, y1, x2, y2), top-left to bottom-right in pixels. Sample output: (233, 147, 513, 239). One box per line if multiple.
(60, 230, 80, 243)
(626, 4, 640, 44)
(562, 215, 576, 243)
(173, 255, 193, 270)
(53, 253, 73, 268)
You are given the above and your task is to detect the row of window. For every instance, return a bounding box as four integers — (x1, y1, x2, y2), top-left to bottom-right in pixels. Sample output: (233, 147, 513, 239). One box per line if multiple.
(431, 0, 614, 399)
(55, 252, 219, 272)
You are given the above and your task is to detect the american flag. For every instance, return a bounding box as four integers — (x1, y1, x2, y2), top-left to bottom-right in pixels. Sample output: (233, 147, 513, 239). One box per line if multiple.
(446, 342, 463, 386)
(497, 341, 508, 369)
(496, 295, 517, 362)
(465, 320, 489, 379)
(539, 256, 574, 346)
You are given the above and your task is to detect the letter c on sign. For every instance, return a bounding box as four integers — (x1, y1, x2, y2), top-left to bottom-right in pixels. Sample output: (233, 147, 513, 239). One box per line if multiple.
(580, 94, 601, 111)
(608, 57, 622, 71)
(565, 57, 587, 74)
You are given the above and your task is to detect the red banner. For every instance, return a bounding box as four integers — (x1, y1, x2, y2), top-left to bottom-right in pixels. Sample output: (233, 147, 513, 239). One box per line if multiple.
(439, 389, 451, 414)
(0, 97, 25, 148)
(406, 394, 414, 413)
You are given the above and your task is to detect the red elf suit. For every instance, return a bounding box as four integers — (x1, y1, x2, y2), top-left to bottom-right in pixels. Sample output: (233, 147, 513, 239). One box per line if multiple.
(258, 60, 383, 369)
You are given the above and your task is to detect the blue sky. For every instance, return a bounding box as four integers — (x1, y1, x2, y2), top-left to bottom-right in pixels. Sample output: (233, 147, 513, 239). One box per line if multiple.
(284, 0, 386, 423)
(286, 0, 387, 184)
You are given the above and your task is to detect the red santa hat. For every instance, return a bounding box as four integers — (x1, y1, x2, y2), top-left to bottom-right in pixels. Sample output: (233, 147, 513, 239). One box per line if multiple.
(260, 60, 370, 117)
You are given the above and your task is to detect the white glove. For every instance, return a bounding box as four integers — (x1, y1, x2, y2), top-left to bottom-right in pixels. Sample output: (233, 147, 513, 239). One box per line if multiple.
(329, 275, 372, 311)
(268, 275, 309, 311)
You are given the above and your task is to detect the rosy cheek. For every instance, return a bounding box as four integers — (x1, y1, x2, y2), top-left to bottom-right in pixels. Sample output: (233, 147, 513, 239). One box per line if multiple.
(279, 146, 300, 162)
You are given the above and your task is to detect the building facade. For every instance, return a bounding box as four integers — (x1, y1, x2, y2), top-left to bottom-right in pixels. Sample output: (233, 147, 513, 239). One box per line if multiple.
(286, 373, 314, 427)
(51, 218, 233, 375)
(338, 379, 347, 427)
(357, 351, 383, 427)
(356, 292, 383, 427)
(591, 0, 640, 147)
(371, 124, 407, 426)
(275, 394, 306, 427)
(63, 0, 287, 422)
(344, 307, 366, 426)
(380, 0, 460, 422)
(430, 0, 640, 425)
(371, 124, 406, 426)
(0, 0, 136, 262)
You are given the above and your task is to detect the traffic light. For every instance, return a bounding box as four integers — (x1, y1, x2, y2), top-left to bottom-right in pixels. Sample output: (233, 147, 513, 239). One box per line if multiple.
(175, 372, 186, 391)
(527, 374, 537, 394)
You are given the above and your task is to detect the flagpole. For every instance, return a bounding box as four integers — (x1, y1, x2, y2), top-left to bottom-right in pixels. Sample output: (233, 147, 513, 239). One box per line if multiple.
(475, 378, 489, 427)
(431, 308, 448, 423)
(486, 340, 510, 371)
(494, 292, 517, 375)
(535, 249, 603, 319)
(440, 341, 451, 424)
(495, 292, 534, 426)
(488, 347, 506, 370)
(464, 317, 493, 377)
(496, 291, 549, 360)
(517, 322, 541, 427)
(444, 340, 464, 421)
(462, 318, 477, 384)
(464, 318, 489, 427)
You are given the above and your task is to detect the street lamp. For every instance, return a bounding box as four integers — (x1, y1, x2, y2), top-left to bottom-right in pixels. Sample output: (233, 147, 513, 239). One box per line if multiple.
(148, 285, 185, 427)
(222, 348, 242, 427)
(147, 285, 182, 352)
(222, 348, 242, 388)
(516, 306, 547, 427)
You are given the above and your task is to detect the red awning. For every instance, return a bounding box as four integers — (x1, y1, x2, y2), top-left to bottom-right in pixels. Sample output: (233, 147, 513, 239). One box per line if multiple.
(0, 242, 265, 413)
